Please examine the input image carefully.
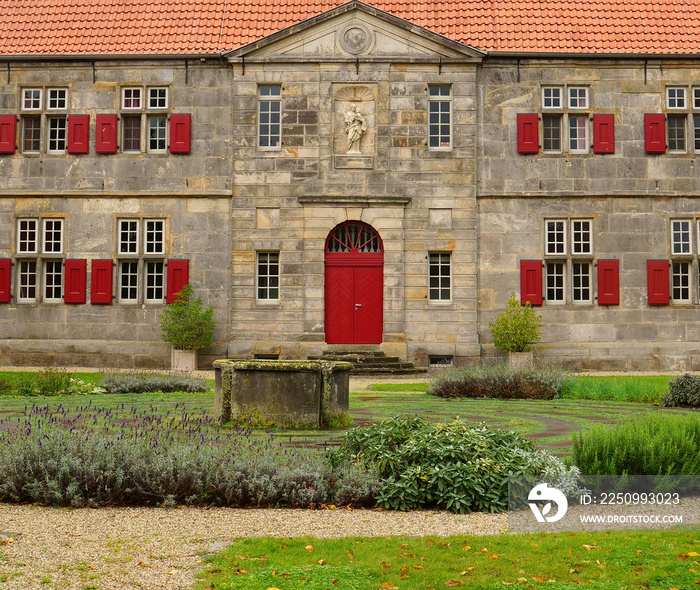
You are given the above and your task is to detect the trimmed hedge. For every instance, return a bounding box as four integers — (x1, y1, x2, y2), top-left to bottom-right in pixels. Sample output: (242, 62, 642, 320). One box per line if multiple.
(98, 371, 210, 394)
(427, 363, 568, 400)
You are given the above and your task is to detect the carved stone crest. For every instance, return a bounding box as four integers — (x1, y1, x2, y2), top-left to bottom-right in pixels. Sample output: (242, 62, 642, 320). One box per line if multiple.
(337, 23, 374, 55)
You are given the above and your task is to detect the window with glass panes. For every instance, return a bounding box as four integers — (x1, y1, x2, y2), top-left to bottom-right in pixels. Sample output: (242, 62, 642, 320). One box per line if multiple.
(47, 117, 67, 153)
(542, 115, 561, 151)
(18, 260, 37, 302)
(22, 116, 41, 152)
(117, 219, 166, 303)
(428, 85, 451, 149)
(546, 220, 566, 255)
(43, 219, 63, 254)
(429, 252, 451, 301)
(542, 86, 590, 153)
(672, 219, 691, 255)
(119, 261, 139, 301)
(257, 252, 280, 300)
(258, 85, 281, 149)
(122, 116, 141, 151)
(145, 261, 164, 302)
(14, 217, 65, 303)
(43, 261, 63, 301)
(546, 261, 565, 302)
(544, 219, 594, 304)
(672, 261, 691, 302)
(148, 116, 167, 152)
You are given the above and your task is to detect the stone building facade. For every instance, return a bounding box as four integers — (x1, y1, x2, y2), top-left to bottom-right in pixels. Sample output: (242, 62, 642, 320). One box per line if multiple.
(1, 0, 700, 370)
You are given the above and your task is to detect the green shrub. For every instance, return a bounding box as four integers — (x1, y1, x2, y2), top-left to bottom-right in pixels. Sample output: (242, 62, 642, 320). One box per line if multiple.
(99, 371, 210, 394)
(427, 362, 568, 400)
(489, 292, 542, 352)
(35, 368, 72, 396)
(327, 415, 580, 513)
(572, 413, 700, 475)
(160, 284, 215, 351)
(663, 373, 700, 407)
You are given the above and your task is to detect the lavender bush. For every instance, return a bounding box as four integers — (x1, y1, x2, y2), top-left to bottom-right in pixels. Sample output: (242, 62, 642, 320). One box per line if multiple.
(0, 402, 379, 508)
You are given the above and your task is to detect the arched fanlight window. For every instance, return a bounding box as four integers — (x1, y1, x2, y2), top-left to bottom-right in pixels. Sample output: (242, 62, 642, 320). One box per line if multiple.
(326, 222, 382, 253)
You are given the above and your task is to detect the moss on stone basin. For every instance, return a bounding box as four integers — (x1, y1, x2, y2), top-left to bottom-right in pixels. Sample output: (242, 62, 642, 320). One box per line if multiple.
(213, 359, 353, 428)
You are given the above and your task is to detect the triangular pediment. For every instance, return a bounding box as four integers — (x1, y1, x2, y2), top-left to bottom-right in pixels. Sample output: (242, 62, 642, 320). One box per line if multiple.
(225, 1, 484, 61)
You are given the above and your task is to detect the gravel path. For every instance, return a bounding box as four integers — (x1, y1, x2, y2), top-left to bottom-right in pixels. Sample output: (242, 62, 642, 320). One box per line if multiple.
(0, 504, 507, 589)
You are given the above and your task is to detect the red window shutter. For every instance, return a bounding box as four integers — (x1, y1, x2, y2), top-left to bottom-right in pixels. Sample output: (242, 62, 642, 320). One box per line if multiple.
(67, 115, 90, 154)
(645, 114, 666, 153)
(517, 114, 539, 154)
(170, 113, 191, 154)
(0, 259, 11, 303)
(95, 114, 118, 154)
(593, 114, 615, 154)
(64, 259, 87, 304)
(597, 259, 619, 305)
(520, 260, 543, 306)
(90, 259, 113, 305)
(647, 260, 669, 305)
(166, 259, 189, 303)
(0, 115, 16, 153)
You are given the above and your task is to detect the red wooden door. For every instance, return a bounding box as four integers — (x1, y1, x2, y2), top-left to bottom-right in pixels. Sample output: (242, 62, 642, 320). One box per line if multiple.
(325, 222, 383, 344)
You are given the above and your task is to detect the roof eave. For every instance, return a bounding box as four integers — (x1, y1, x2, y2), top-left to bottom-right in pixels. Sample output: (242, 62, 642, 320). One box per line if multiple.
(486, 50, 700, 60)
(0, 52, 224, 62)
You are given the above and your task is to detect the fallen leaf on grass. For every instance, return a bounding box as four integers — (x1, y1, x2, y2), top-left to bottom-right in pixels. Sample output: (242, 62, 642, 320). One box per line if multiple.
(679, 552, 700, 559)
(318, 559, 325, 565)
(400, 566, 409, 579)
(381, 583, 398, 589)
(462, 545, 471, 551)
(382, 562, 392, 569)
(445, 580, 462, 587)
(305, 545, 314, 552)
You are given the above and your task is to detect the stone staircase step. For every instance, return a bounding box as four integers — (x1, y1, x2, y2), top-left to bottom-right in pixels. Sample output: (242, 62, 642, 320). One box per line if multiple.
(308, 350, 426, 374)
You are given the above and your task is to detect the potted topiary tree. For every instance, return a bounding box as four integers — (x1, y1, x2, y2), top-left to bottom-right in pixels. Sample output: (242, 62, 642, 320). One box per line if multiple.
(160, 284, 215, 371)
(488, 292, 542, 366)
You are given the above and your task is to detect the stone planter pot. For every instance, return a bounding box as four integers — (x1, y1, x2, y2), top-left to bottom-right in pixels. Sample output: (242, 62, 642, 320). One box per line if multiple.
(171, 348, 197, 372)
(508, 350, 534, 368)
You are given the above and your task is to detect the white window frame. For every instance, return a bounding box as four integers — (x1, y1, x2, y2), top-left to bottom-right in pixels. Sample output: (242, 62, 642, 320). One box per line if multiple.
(545, 220, 567, 256)
(144, 219, 165, 255)
(568, 115, 588, 153)
(47, 117, 67, 154)
(17, 218, 38, 254)
(122, 87, 143, 110)
(256, 251, 280, 301)
(542, 86, 563, 109)
(257, 85, 282, 150)
(147, 115, 167, 153)
(671, 219, 692, 255)
(571, 261, 592, 304)
(118, 219, 140, 255)
(47, 88, 68, 111)
(667, 114, 687, 153)
(17, 260, 37, 303)
(119, 260, 139, 302)
(42, 219, 63, 254)
(666, 87, 687, 110)
(43, 260, 63, 302)
(144, 260, 165, 303)
(148, 87, 168, 110)
(571, 219, 593, 255)
(568, 87, 589, 109)
(21, 88, 42, 111)
(428, 85, 452, 150)
(671, 261, 691, 303)
(428, 252, 452, 302)
(545, 261, 565, 304)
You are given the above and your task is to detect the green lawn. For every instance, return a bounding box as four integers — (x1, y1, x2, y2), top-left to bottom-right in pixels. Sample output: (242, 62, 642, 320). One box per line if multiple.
(0, 372, 694, 458)
(194, 531, 700, 590)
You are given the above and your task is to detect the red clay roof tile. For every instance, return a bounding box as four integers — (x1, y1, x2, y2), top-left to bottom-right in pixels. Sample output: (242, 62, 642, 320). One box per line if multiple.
(0, 0, 700, 56)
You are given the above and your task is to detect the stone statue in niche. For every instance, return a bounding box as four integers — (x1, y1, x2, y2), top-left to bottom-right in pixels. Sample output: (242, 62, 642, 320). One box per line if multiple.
(344, 103, 366, 153)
